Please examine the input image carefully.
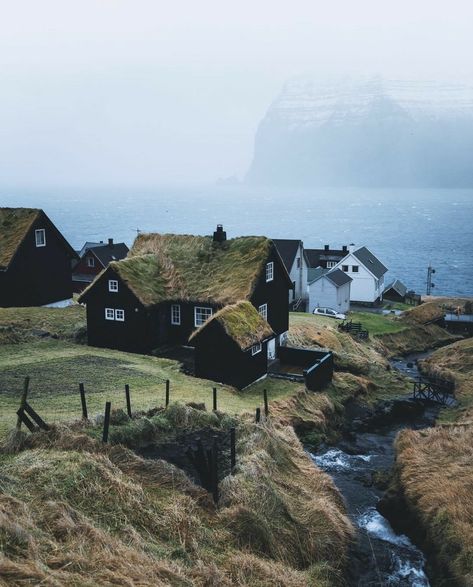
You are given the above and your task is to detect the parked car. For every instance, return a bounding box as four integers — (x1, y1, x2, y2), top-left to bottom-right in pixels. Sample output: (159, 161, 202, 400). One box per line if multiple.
(313, 307, 346, 320)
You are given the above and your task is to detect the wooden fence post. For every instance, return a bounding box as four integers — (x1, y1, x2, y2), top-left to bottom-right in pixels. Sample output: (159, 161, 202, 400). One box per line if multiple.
(165, 380, 170, 407)
(16, 376, 30, 429)
(79, 382, 88, 420)
(125, 384, 132, 418)
(255, 407, 261, 423)
(230, 427, 236, 473)
(213, 387, 217, 411)
(103, 401, 111, 443)
(263, 388, 269, 417)
(212, 435, 219, 503)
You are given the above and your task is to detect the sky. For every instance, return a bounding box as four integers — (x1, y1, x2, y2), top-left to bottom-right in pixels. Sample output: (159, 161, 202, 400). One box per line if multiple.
(1, 0, 472, 187)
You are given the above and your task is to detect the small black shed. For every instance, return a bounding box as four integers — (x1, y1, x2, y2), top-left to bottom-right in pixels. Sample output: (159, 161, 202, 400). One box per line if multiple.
(383, 279, 408, 302)
(190, 301, 274, 389)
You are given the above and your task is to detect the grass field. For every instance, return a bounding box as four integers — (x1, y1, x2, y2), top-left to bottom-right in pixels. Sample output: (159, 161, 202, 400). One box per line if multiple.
(290, 310, 407, 337)
(0, 338, 301, 436)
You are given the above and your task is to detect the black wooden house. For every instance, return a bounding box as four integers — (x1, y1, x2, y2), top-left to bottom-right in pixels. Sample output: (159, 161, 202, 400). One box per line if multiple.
(190, 301, 274, 389)
(0, 208, 77, 307)
(78, 226, 292, 357)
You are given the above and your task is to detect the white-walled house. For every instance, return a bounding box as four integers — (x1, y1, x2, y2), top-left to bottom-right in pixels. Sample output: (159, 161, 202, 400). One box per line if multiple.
(334, 245, 388, 304)
(273, 239, 309, 306)
(307, 268, 352, 313)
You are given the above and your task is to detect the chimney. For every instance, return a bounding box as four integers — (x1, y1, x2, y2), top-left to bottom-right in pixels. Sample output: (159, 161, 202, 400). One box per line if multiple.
(213, 224, 227, 243)
(342, 245, 347, 253)
(324, 244, 329, 251)
(348, 243, 356, 253)
(108, 238, 114, 246)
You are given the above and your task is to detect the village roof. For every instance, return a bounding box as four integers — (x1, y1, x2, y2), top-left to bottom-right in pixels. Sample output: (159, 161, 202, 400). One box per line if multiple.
(352, 246, 388, 278)
(189, 300, 274, 350)
(305, 248, 347, 268)
(384, 279, 407, 297)
(80, 232, 276, 307)
(88, 243, 129, 267)
(308, 267, 352, 286)
(272, 239, 306, 272)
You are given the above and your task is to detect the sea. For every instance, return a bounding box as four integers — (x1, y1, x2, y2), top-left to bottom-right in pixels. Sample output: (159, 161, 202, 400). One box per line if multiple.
(2, 186, 472, 297)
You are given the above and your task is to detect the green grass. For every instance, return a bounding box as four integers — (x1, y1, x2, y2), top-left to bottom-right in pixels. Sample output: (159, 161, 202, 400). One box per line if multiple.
(0, 339, 299, 437)
(347, 311, 407, 336)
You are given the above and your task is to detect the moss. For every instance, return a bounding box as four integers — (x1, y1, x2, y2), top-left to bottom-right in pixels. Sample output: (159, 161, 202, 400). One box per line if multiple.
(0, 208, 40, 269)
(190, 300, 273, 350)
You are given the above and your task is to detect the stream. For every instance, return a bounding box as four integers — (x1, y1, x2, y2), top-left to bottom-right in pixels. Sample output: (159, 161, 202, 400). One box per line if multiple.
(311, 352, 443, 586)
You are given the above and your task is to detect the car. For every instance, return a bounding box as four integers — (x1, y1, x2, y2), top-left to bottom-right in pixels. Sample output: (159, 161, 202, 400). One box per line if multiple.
(312, 307, 346, 320)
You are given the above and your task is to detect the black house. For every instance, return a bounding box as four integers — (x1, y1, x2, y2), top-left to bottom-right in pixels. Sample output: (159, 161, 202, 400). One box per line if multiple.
(305, 245, 348, 269)
(190, 301, 274, 389)
(78, 227, 292, 357)
(0, 208, 78, 307)
(72, 239, 129, 293)
(383, 279, 408, 302)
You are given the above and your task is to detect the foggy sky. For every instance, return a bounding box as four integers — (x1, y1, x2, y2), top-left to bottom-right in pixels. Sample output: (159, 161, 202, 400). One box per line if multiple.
(1, 0, 472, 187)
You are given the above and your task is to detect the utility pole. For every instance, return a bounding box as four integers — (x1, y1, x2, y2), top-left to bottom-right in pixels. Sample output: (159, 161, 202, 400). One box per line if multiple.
(426, 264, 436, 296)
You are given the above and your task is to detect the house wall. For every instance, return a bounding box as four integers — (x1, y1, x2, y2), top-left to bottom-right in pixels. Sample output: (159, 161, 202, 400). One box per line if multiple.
(194, 322, 268, 389)
(308, 277, 351, 313)
(287, 243, 309, 303)
(159, 301, 221, 346)
(0, 212, 74, 307)
(335, 253, 384, 303)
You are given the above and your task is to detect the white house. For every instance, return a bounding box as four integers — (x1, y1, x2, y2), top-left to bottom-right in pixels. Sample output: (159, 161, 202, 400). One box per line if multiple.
(334, 245, 388, 304)
(272, 239, 309, 306)
(307, 268, 352, 313)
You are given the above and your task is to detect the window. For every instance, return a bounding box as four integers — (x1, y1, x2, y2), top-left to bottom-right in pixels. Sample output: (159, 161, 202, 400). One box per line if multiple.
(35, 229, 46, 247)
(265, 262, 274, 282)
(352, 265, 359, 273)
(87, 256, 95, 268)
(296, 257, 301, 269)
(108, 279, 119, 292)
(115, 309, 125, 321)
(105, 308, 115, 320)
(194, 306, 213, 326)
(171, 304, 181, 325)
(251, 343, 262, 356)
(342, 265, 349, 272)
(326, 261, 336, 268)
(258, 303, 268, 321)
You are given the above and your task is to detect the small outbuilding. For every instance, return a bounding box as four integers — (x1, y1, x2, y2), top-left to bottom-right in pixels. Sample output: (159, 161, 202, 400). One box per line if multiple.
(383, 279, 408, 303)
(190, 301, 274, 389)
(307, 268, 352, 314)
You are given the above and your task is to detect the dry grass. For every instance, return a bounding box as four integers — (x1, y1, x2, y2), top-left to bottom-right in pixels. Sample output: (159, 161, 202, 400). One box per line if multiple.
(0, 208, 39, 269)
(190, 301, 273, 350)
(401, 301, 445, 325)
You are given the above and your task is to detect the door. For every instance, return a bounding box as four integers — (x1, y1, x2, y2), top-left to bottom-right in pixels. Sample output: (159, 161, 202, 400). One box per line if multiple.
(267, 338, 276, 360)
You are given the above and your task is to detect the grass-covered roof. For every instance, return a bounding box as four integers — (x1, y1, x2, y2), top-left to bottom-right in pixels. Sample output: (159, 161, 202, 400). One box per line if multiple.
(190, 300, 274, 350)
(0, 208, 40, 269)
(108, 233, 272, 306)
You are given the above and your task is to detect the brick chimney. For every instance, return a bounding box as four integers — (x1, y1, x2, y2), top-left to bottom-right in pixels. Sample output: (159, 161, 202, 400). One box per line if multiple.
(342, 245, 348, 253)
(213, 225, 227, 243)
(108, 238, 114, 246)
(324, 244, 329, 251)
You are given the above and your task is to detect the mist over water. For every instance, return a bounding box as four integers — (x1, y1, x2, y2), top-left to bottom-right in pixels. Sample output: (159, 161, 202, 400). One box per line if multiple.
(2, 185, 472, 297)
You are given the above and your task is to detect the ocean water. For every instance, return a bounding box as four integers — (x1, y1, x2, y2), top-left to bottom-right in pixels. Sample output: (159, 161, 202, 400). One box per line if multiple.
(2, 186, 472, 297)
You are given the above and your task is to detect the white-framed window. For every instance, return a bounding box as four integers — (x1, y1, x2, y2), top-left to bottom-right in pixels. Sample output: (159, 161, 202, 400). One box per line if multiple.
(342, 265, 349, 272)
(258, 303, 268, 321)
(352, 265, 359, 273)
(194, 306, 213, 326)
(171, 304, 181, 325)
(326, 261, 336, 268)
(35, 229, 46, 247)
(115, 309, 125, 321)
(108, 279, 119, 292)
(105, 308, 115, 320)
(87, 256, 95, 267)
(251, 343, 262, 356)
(265, 262, 274, 282)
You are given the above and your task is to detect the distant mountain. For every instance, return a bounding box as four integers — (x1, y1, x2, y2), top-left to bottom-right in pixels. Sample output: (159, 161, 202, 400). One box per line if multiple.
(246, 76, 473, 187)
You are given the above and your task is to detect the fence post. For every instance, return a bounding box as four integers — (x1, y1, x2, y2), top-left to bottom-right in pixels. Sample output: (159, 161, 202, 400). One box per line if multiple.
(165, 380, 170, 407)
(79, 382, 88, 420)
(255, 407, 261, 423)
(230, 427, 236, 473)
(102, 401, 111, 443)
(212, 435, 219, 503)
(263, 388, 269, 417)
(16, 376, 30, 430)
(125, 384, 132, 418)
(213, 387, 217, 411)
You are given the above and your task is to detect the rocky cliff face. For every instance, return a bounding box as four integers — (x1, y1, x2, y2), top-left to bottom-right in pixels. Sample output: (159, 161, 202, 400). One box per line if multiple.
(246, 76, 473, 187)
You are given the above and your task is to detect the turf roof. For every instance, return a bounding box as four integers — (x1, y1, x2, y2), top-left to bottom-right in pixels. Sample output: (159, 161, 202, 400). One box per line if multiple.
(0, 208, 41, 269)
(109, 233, 273, 306)
(190, 300, 274, 350)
